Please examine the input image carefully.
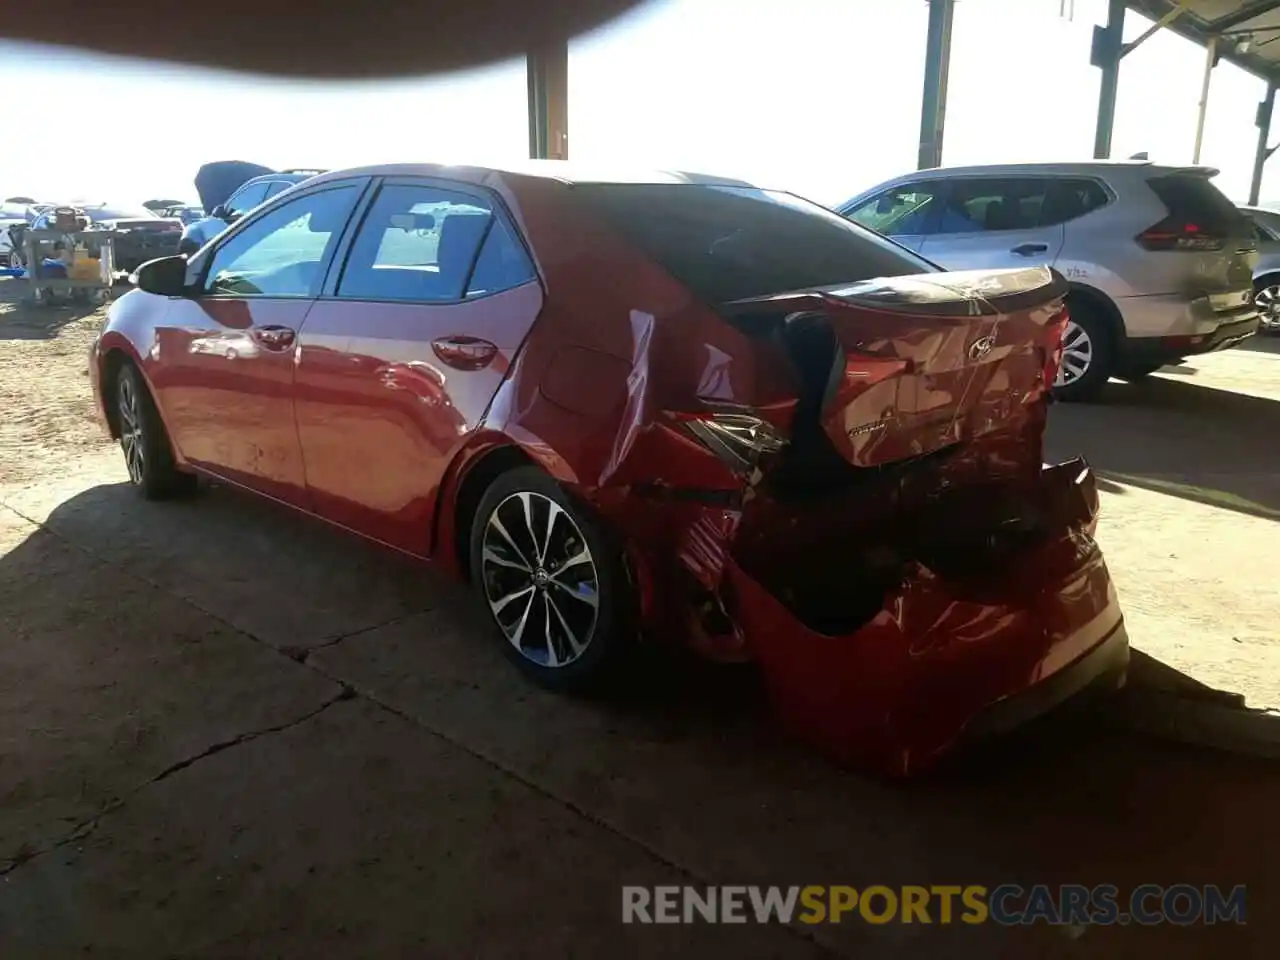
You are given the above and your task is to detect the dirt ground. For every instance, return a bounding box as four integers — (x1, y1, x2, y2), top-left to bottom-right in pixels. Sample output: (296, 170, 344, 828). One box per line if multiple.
(1, 277, 1279, 958)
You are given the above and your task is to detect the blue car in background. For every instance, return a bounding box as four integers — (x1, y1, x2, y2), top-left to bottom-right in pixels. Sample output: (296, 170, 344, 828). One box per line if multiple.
(179, 162, 325, 254)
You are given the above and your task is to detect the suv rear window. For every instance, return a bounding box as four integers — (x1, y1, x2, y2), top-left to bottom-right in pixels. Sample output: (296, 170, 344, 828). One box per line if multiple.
(571, 183, 935, 304)
(1146, 175, 1247, 234)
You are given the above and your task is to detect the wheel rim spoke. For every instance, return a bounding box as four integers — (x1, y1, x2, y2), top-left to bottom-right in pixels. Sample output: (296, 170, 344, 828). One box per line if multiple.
(480, 489, 600, 669)
(1055, 321, 1092, 386)
(118, 378, 145, 482)
(550, 578, 599, 609)
(488, 514, 534, 570)
(482, 545, 530, 574)
(546, 591, 586, 656)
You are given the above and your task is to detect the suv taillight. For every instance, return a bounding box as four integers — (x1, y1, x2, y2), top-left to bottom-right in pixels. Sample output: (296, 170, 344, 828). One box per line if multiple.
(1135, 217, 1225, 252)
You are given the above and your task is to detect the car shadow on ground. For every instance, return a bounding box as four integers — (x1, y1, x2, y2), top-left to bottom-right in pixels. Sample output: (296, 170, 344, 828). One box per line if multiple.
(5, 478, 1273, 773)
(4, 478, 1280, 956)
(1238, 333, 1280, 356)
(0, 279, 105, 341)
(1045, 364, 1280, 520)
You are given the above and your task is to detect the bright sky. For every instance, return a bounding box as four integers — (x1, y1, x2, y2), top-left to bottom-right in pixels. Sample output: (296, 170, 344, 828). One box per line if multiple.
(0, 0, 1276, 209)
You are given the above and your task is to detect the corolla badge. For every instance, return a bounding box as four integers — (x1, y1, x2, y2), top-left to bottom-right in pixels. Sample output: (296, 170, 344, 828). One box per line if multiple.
(968, 335, 996, 361)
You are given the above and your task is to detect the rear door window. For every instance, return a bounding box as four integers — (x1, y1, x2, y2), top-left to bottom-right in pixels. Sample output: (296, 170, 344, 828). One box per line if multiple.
(337, 183, 498, 302)
(938, 179, 1053, 234)
(1042, 178, 1110, 226)
(572, 183, 934, 305)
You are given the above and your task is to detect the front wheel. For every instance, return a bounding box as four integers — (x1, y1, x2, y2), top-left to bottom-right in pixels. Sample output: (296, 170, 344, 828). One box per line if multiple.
(1052, 302, 1114, 402)
(469, 466, 634, 694)
(115, 363, 197, 500)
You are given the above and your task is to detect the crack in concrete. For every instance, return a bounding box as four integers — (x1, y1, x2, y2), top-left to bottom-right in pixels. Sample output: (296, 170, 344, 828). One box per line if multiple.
(1, 688, 354, 878)
(284, 609, 430, 663)
(0, 501, 839, 956)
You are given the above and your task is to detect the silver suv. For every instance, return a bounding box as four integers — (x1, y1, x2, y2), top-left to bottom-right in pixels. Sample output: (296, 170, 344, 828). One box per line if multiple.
(838, 161, 1260, 400)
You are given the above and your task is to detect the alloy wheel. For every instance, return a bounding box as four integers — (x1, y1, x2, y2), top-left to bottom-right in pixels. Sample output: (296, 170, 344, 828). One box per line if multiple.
(1054, 319, 1094, 387)
(479, 491, 600, 668)
(1255, 284, 1280, 327)
(117, 374, 145, 484)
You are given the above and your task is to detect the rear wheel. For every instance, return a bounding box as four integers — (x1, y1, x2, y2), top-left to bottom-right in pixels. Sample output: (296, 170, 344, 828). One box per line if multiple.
(1052, 300, 1114, 402)
(469, 466, 633, 694)
(115, 363, 196, 500)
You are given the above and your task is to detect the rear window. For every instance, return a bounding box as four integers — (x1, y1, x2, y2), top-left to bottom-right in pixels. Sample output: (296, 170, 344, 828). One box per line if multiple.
(1146, 175, 1247, 234)
(570, 183, 935, 304)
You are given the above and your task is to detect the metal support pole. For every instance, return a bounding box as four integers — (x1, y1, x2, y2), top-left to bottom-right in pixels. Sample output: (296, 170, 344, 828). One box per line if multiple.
(1092, 0, 1125, 159)
(527, 40, 569, 160)
(1192, 37, 1218, 164)
(917, 0, 955, 170)
(1250, 82, 1276, 205)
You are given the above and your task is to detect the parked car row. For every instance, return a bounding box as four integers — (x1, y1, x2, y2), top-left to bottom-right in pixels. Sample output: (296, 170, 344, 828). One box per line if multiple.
(4, 203, 185, 274)
(839, 161, 1262, 400)
(88, 160, 1128, 774)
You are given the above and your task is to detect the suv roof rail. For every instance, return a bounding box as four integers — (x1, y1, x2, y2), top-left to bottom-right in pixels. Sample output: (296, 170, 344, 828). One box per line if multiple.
(281, 168, 327, 175)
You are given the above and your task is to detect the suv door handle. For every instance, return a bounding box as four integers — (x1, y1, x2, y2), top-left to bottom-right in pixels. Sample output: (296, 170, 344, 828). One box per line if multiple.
(1011, 242, 1049, 256)
(432, 335, 498, 371)
(253, 325, 296, 349)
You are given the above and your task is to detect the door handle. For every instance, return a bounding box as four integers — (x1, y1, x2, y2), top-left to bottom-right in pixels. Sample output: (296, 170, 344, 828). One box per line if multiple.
(1011, 242, 1049, 257)
(432, 335, 498, 371)
(253, 325, 296, 349)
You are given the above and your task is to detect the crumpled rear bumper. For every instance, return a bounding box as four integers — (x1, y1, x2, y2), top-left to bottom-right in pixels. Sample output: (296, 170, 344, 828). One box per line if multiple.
(714, 461, 1127, 777)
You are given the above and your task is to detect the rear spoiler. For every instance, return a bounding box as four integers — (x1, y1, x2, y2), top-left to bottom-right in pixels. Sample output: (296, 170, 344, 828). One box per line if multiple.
(723, 266, 1070, 320)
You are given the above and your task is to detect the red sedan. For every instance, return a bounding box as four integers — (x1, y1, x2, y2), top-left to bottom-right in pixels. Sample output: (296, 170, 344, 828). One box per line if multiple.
(89, 162, 1129, 775)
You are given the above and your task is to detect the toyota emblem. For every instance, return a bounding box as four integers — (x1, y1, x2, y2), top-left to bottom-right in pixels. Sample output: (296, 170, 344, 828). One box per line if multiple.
(968, 335, 996, 361)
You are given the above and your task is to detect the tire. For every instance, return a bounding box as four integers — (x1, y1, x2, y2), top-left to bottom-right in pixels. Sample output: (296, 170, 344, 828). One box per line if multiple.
(114, 362, 197, 500)
(1254, 276, 1280, 333)
(1052, 298, 1114, 402)
(468, 465, 633, 694)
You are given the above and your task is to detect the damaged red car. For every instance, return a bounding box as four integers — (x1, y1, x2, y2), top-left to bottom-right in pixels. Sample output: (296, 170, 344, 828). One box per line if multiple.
(89, 162, 1129, 775)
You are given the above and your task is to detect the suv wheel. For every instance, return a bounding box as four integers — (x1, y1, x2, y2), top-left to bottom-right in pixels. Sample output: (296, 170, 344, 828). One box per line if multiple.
(1053, 301, 1114, 402)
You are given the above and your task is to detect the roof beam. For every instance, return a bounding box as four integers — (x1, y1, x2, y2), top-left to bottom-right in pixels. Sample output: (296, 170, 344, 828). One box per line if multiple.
(1209, 0, 1280, 34)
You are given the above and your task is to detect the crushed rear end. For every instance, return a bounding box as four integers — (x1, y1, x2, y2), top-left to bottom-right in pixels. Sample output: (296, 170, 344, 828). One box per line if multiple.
(591, 265, 1128, 775)
(505, 180, 1129, 775)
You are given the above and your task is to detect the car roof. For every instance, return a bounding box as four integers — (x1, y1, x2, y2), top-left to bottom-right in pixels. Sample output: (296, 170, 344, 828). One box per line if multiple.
(302, 159, 758, 190)
(893, 160, 1218, 178)
(838, 160, 1223, 209)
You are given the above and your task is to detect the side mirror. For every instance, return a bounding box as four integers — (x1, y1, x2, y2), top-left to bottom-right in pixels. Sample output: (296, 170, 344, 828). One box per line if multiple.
(133, 256, 189, 296)
(210, 204, 231, 220)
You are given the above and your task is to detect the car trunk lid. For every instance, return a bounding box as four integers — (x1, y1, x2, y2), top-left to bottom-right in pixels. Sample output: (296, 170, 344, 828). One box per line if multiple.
(722, 265, 1069, 471)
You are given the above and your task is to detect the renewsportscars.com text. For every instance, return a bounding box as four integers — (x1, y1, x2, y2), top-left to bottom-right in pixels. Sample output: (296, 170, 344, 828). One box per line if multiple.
(621, 884, 1247, 927)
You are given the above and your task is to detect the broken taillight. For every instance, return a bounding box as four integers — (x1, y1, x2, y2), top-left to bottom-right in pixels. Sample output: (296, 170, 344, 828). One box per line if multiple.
(1135, 217, 1225, 252)
(673, 412, 787, 473)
